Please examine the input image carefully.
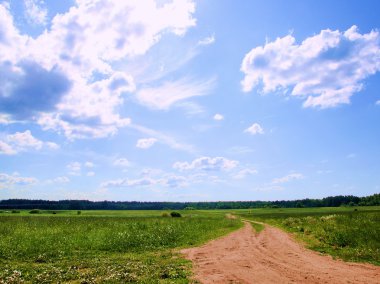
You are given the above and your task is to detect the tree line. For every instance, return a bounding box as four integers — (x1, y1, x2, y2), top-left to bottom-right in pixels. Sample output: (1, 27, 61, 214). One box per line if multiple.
(0, 194, 379, 210)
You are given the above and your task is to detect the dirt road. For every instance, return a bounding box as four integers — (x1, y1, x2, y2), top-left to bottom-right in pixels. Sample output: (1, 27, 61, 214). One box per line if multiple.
(181, 222, 380, 283)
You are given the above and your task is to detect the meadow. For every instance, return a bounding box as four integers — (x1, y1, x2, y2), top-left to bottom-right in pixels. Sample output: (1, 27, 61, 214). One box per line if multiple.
(236, 206, 380, 265)
(1, 207, 379, 283)
(0, 210, 241, 283)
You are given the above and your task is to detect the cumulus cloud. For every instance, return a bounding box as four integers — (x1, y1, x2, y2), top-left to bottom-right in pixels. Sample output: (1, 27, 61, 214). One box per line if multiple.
(232, 168, 258, 179)
(101, 173, 188, 189)
(241, 26, 380, 108)
(213, 113, 224, 121)
(0, 61, 72, 120)
(136, 77, 215, 110)
(0, 141, 16, 155)
(244, 123, 264, 135)
(46, 176, 70, 184)
(24, 0, 48, 26)
(162, 174, 188, 188)
(0, 172, 38, 188)
(0, 130, 59, 155)
(84, 162, 94, 168)
(136, 138, 157, 149)
(173, 156, 239, 171)
(0, 0, 197, 139)
(101, 177, 157, 188)
(67, 162, 81, 176)
(272, 173, 304, 184)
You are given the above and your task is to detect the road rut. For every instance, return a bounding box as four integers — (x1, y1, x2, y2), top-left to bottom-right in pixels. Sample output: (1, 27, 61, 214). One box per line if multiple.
(181, 222, 380, 283)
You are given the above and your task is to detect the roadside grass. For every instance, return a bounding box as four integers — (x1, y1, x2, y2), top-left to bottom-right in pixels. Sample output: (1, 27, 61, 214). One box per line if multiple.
(236, 207, 380, 265)
(249, 221, 265, 233)
(243, 220, 265, 233)
(0, 212, 242, 283)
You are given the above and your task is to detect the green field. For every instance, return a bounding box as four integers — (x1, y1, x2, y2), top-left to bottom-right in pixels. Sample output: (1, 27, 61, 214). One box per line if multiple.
(0, 210, 241, 283)
(1, 207, 379, 283)
(235, 206, 380, 265)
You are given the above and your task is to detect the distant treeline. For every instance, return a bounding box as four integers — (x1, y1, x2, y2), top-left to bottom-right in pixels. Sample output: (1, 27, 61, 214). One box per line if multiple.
(0, 194, 379, 210)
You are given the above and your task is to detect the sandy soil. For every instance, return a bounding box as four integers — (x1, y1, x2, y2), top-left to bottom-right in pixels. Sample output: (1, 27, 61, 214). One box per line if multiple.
(181, 222, 380, 284)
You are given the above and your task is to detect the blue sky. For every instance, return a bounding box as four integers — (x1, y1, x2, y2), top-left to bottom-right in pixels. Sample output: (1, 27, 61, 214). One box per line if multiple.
(0, 0, 379, 201)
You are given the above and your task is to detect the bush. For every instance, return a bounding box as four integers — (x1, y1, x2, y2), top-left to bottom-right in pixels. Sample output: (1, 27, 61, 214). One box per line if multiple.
(77, 211, 81, 215)
(161, 212, 170, 217)
(170, 212, 182, 218)
(11, 210, 20, 214)
(29, 209, 40, 214)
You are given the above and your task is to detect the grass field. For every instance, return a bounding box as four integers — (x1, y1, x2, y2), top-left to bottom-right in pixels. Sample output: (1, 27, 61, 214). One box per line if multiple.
(0, 210, 241, 283)
(1, 207, 379, 283)
(236, 206, 380, 265)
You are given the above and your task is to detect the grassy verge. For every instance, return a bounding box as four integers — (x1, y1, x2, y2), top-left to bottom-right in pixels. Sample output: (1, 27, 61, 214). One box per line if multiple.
(0, 212, 242, 283)
(236, 207, 380, 265)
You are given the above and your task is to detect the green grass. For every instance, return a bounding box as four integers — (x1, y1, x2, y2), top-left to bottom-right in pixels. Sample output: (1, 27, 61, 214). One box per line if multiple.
(236, 206, 380, 265)
(248, 221, 265, 233)
(0, 211, 242, 283)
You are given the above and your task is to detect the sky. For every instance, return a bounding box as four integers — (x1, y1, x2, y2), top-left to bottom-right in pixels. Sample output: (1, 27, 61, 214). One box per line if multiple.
(0, 0, 380, 202)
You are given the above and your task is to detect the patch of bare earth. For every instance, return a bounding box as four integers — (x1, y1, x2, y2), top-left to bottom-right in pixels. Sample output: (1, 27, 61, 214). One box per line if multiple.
(181, 222, 380, 284)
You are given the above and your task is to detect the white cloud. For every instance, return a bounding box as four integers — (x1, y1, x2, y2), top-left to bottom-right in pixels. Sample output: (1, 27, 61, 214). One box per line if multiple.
(241, 26, 380, 108)
(136, 77, 215, 110)
(173, 156, 239, 171)
(198, 35, 215, 46)
(87, 171, 95, 177)
(129, 123, 195, 153)
(161, 174, 188, 188)
(101, 177, 157, 188)
(233, 168, 258, 179)
(0, 130, 59, 155)
(45, 142, 60, 150)
(244, 123, 264, 135)
(113, 158, 130, 167)
(252, 185, 284, 192)
(46, 176, 70, 184)
(0, 0, 197, 139)
(272, 173, 304, 184)
(136, 138, 158, 149)
(85, 162, 94, 168)
(376, 100, 380, 105)
(6, 130, 43, 150)
(0, 114, 11, 125)
(24, 0, 47, 26)
(0, 172, 38, 188)
(213, 113, 224, 121)
(67, 162, 81, 175)
(101, 173, 188, 189)
(53, 176, 70, 183)
(0, 141, 16, 155)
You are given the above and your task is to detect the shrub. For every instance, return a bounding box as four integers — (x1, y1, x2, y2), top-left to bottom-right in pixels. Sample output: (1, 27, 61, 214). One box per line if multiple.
(29, 209, 40, 214)
(11, 210, 20, 214)
(170, 212, 182, 218)
(161, 212, 170, 217)
(77, 211, 81, 215)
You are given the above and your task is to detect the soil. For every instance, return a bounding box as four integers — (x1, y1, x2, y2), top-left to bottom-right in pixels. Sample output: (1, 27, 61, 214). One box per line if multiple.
(181, 222, 380, 284)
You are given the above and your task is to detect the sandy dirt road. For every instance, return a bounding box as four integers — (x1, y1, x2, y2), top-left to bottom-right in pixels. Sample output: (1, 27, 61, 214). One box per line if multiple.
(181, 222, 380, 284)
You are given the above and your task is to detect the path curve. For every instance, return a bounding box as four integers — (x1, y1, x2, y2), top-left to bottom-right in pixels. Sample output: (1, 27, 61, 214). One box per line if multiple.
(181, 222, 380, 283)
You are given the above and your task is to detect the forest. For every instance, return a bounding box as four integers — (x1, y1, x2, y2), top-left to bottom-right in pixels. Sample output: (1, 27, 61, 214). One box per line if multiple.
(0, 194, 379, 210)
